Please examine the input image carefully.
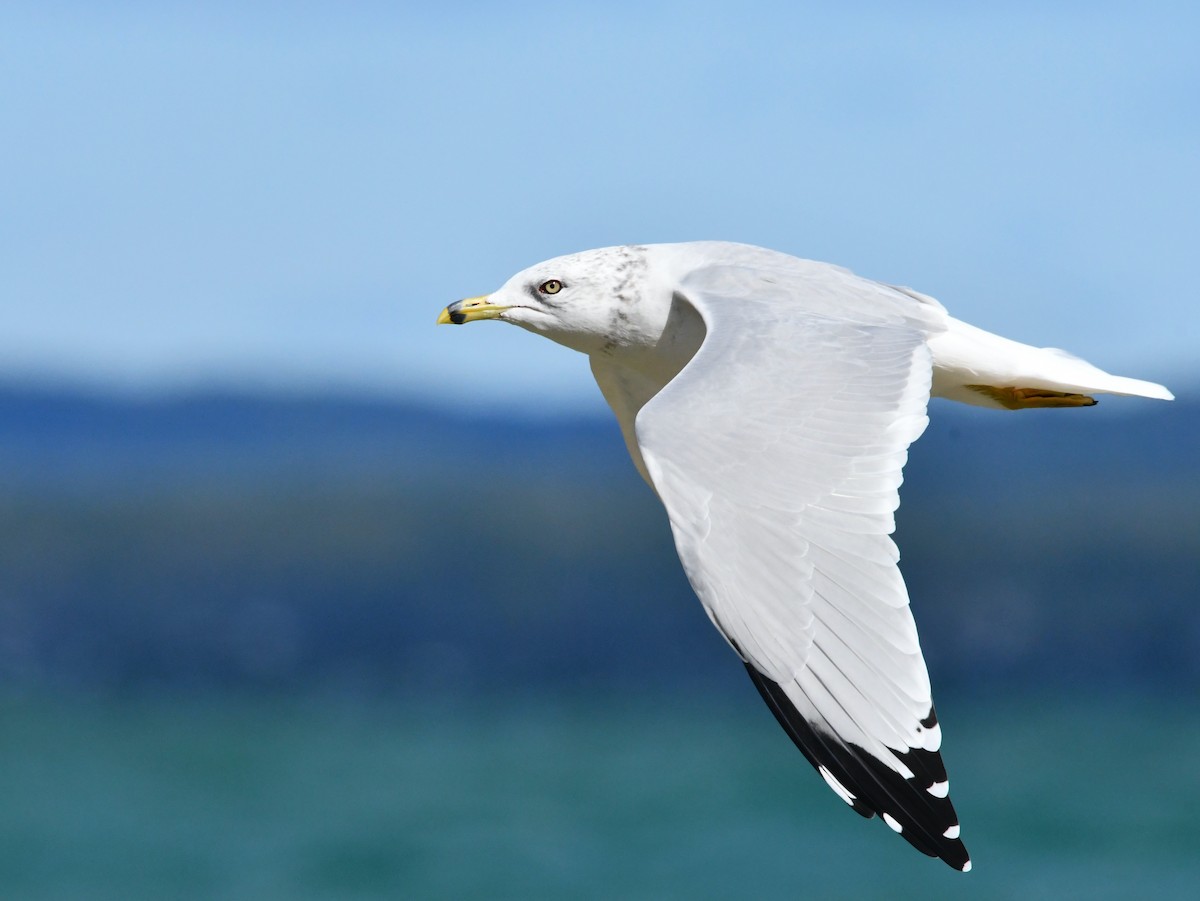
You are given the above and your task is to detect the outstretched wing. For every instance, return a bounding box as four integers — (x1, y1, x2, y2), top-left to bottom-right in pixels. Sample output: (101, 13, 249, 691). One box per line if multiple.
(634, 259, 970, 871)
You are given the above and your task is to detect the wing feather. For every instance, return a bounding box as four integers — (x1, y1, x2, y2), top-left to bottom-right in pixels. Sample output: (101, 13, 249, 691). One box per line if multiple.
(632, 260, 970, 869)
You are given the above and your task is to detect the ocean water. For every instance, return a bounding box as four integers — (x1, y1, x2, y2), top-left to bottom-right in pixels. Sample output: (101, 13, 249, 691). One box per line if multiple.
(1, 691, 1197, 900)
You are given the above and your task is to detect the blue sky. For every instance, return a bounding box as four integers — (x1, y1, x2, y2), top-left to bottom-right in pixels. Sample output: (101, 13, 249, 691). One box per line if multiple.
(2, 2, 1196, 411)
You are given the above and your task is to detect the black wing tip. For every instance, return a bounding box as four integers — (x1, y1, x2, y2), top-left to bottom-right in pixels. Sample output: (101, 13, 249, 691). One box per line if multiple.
(743, 662, 971, 871)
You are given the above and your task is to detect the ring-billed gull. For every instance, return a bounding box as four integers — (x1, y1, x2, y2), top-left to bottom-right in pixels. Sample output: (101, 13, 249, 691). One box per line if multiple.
(436, 242, 1173, 871)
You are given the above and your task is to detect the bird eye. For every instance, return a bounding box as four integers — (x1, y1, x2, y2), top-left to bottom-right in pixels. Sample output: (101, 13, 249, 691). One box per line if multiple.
(538, 279, 563, 295)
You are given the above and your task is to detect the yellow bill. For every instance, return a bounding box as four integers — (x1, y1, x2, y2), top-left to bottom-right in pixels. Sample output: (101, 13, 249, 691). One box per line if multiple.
(437, 295, 509, 325)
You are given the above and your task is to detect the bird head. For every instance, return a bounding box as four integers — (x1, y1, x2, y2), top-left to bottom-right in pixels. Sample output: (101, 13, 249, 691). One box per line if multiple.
(437, 245, 669, 358)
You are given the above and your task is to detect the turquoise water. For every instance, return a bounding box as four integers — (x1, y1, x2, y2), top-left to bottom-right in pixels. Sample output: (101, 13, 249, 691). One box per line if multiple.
(1, 692, 1197, 899)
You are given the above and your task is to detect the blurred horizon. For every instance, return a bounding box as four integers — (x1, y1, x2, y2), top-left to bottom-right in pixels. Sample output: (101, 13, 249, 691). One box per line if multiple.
(2, 377, 1194, 701)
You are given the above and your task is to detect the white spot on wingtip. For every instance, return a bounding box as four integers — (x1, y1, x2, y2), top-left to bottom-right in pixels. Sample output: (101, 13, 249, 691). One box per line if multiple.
(927, 780, 949, 798)
(818, 765, 857, 806)
(943, 824, 960, 839)
(882, 813, 903, 833)
(962, 860, 972, 873)
(917, 724, 942, 751)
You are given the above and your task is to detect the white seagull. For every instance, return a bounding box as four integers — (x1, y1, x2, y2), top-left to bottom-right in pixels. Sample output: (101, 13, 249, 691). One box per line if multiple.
(437, 242, 1173, 871)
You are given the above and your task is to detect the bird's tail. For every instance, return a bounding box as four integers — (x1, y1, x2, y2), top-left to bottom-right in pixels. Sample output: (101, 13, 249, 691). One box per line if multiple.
(928, 317, 1174, 410)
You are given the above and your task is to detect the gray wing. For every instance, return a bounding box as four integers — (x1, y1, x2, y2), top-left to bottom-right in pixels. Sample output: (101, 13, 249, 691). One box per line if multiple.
(634, 260, 970, 871)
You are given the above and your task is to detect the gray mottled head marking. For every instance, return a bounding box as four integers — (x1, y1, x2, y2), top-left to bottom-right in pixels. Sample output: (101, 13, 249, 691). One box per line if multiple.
(602, 246, 649, 354)
(613, 244, 649, 305)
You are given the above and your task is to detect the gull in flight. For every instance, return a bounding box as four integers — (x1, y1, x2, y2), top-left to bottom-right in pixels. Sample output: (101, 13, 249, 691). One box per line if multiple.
(437, 242, 1173, 871)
